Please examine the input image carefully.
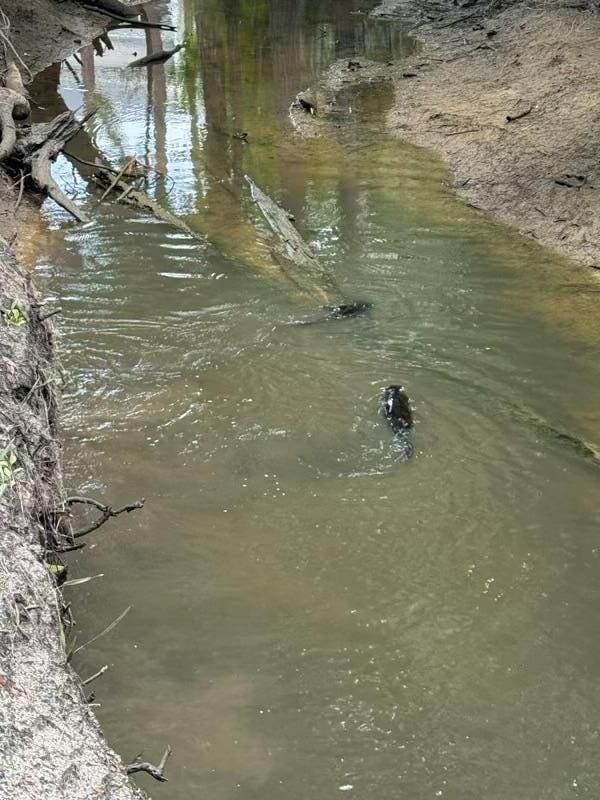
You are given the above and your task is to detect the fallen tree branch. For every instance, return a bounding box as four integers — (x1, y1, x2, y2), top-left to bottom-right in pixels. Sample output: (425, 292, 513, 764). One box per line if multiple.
(91, 167, 200, 239)
(66, 495, 145, 538)
(98, 155, 137, 201)
(62, 150, 119, 175)
(126, 745, 172, 782)
(79, 3, 176, 30)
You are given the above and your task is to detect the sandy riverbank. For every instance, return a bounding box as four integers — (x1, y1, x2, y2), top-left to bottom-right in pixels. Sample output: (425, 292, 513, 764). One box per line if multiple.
(297, 0, 600, 272)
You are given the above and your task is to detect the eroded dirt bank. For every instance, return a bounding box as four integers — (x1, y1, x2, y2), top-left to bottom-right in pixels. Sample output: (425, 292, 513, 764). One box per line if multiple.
(0, 250, 145, 800)
(0, 2, 151, 798)
(304, 0, 600, 270)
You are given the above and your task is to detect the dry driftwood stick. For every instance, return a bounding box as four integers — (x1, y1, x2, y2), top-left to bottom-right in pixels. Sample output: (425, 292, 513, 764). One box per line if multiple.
(445, 128, 480, 136)
(82, 664, 108, 686)
(98, 156, 137, 201)
(67, 495, 145, 538)
(126, 746, 172, 782)
(13, 169, 24, 212)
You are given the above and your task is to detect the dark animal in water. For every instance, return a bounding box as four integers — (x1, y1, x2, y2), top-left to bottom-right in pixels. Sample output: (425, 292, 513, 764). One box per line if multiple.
(381, 386, 414, 459)
(381, 386, 412, 431)
(296, 95, 317, 115)
(326, 301, 371, 319)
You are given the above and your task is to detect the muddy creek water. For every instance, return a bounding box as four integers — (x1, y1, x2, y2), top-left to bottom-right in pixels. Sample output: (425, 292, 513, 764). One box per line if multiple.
(30, 1, 600, 798)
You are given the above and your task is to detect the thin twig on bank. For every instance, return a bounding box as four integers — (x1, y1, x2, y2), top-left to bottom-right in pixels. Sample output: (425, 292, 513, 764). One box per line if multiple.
(13, 170, 24, 213)
(82, 664, 108, 686)
(66, 495, 145, 538)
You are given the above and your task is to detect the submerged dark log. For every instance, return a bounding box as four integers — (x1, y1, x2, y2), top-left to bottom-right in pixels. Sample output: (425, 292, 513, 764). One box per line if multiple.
(127, 745, 172, 782)
(129, 43, 184, 67)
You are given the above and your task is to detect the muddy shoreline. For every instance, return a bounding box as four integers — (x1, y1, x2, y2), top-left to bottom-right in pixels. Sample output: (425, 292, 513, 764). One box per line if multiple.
(380, 0, 600, 270)
(301, 0, 600, 271)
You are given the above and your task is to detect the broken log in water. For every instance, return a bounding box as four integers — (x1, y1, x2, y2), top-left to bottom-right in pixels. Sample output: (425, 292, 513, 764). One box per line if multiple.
(244, 174, 346, 306)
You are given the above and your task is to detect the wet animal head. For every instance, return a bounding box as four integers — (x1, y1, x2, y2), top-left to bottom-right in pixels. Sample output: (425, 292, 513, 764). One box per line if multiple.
(381, 385, 413, 431)
(326, 301, 372, 320)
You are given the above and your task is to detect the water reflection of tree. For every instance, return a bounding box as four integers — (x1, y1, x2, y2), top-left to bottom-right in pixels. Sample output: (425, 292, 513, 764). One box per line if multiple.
(141, 3, 168, 202)
(181, 0, 405, 252)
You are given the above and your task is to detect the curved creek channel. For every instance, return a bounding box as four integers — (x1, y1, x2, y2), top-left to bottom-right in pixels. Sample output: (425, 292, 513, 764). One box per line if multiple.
(26, 0, 600, 797)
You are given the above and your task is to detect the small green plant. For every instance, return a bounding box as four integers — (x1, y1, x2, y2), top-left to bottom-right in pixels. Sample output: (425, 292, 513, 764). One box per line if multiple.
(1, 301, 27, 327)
(0, 446, 20, 497)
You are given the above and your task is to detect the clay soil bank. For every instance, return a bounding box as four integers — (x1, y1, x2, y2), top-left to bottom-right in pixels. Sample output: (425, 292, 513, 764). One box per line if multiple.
(335, 0, 600, 271)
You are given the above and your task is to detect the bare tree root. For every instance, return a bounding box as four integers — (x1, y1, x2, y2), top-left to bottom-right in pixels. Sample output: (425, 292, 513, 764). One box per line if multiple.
(126, 745, 172, 782)
(24, 110, 96, 223)
(0, 87, 27, 160)
(0, 38, 30, 161)
(66, 495, 145, 538)
(3, 63, 30, 117)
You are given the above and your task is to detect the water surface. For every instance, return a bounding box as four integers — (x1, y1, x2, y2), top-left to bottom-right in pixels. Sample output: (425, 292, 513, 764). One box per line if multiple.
(31, 1, 600, 798)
